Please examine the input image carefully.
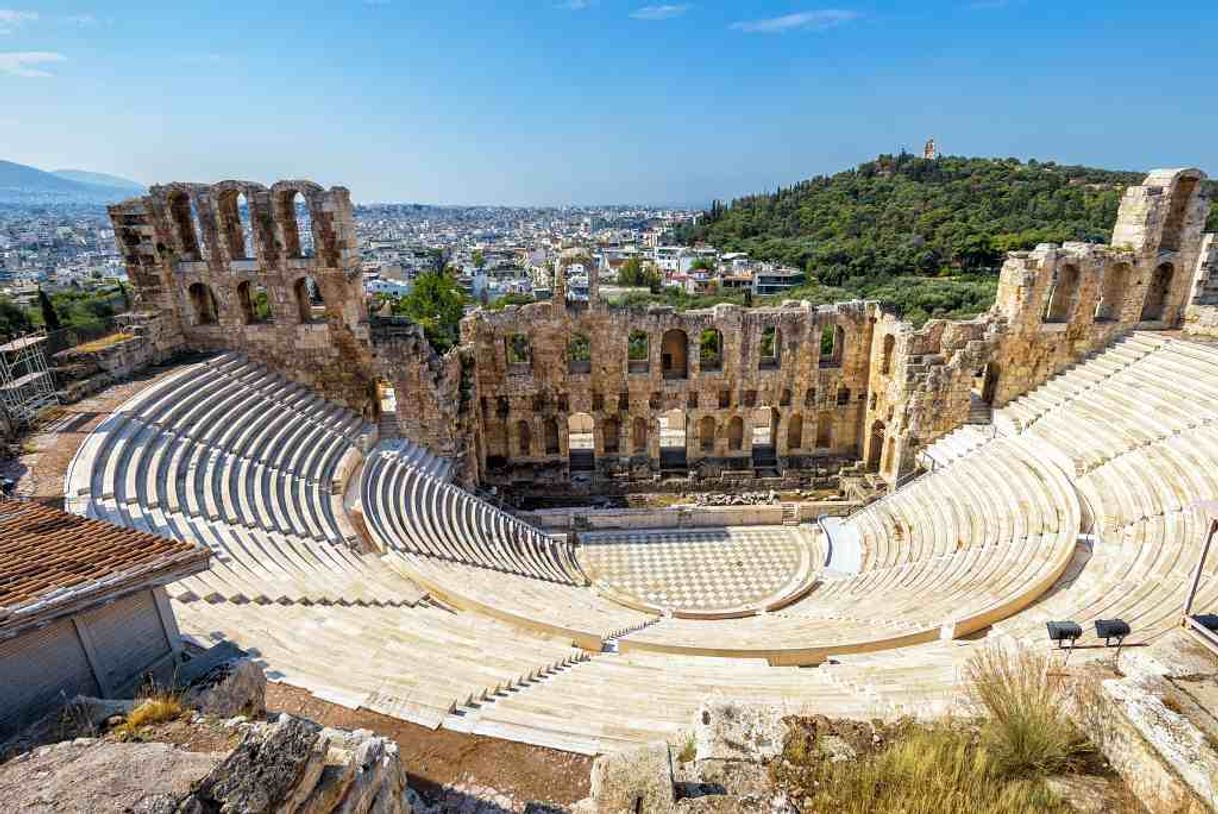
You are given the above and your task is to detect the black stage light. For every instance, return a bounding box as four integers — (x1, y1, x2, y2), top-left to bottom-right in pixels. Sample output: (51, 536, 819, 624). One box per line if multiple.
(1046, 621, 1082, 648)
(1095, 618, 1130, 647)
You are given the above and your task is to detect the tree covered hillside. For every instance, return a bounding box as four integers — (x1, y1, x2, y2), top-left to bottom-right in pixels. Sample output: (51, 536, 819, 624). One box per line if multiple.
(682, 154, 1218, 286)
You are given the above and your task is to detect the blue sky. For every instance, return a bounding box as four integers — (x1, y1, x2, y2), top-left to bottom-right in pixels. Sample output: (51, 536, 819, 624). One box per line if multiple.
(2, 1, 1216, 205)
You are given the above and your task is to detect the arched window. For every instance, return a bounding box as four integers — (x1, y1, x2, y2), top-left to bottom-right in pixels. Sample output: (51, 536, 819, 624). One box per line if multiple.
(218, 190, 253, 261)
(568, 333, 591, 374)
(168, 191, 200, 260)
(804, 387, 816, 407)
(1044, 264, 1080, 323)
(506, 333, 531, 370)
(836, 386, 851, 406)
(698, 416, 716, 452)
(1161, 174, 1200, 253)
(237, 280, 272, 324)
(699, 328, 723, 372)
(1095, 263, 1130, 322)
(543, 418, 560, 455)
(787, 414, 803, 450)
(868, 420, 885, 470)
(187, 282, 219, 325)
(820, 325, 844, 368)
(279, 190, 313, 259)
(632, 416, 648, 453)
(728, 416, 744, 451)
(779, 388, 792, 407)
(627, 330, 649, 374)
(661, 329, 687, 379)
(815, 414, 832, 449)
(1141, 263, 1174, 322)
(884, 436, 897, 475)
(602, 416, 620, 454)
(294, 276, 325, 323)
(759, 326, 779, 369)
(880, 334, 895, 375)
(516, 420, 532, 456)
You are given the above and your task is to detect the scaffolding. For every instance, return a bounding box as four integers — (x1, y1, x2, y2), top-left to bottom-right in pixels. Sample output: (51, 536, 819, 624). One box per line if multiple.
(0, 330, 59, 430)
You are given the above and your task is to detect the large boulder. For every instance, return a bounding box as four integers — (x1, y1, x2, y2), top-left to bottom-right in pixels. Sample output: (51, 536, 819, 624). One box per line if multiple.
(693, 702, 785, 764)
(183, 657, 267, 719)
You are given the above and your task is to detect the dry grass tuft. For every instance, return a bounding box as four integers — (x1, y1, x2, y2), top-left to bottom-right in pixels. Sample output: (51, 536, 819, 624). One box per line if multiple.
(73, 332, 134, 354)
(113, 692, 186, 740)
(795, 723, 1068, 814)
(964, 644, 1093, 778)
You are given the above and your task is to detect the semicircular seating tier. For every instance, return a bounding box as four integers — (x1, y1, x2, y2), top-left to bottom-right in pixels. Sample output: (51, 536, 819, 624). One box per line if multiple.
(615, 434, 1081, 663)
(359, 446, 586, 585)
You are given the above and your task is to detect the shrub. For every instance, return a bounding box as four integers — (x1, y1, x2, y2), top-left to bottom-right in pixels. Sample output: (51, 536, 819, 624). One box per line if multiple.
(964, 644, 1092, 778)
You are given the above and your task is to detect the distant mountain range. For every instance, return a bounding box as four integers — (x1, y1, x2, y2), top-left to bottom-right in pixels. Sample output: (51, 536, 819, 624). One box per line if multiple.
(0, 160, 145, 205)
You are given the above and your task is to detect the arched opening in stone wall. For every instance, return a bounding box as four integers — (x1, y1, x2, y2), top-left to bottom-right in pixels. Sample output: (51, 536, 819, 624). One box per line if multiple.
(168, 191, 201, 261)
(237, 280, 272, 324)
(1141, 263, 1174, 322)
(880, 334, 895, 375)
(218, 190, 254, 261)
(568, 412, 595, 473)
(804, 387, 816, 407)
(627, 330, 649, 374)
(816, 412, 833, 449)
(820, 325, 844, 368)
(602, 416, 621, 454)
(974, 362, 1000, 407)
(543, 418, 560, 455)
(1161, 175, 1200, 253)
(279, 190, 313, 260)
(661, 329, 688, 379)
(1095, 263, 1130, 322)
(884, 435, 897, 476)
(506, 333, 532, 371)
(294, 276, 326, 323)
(516, 420, 532, 456)
(787, 413, 804, 450)
(632, 416, 648, 454)
(485, 420, 508, 469)
(1043, 264, 1080, 324)
(187, 282, 219, 326)
(698, 416, 716, 453)
(868, 420, 886, 471)
(568, 333, 591, 374)
(751, 407, 778, 469)
(699, 328, 723, 373)
(728, 416, 745, 451)
(759, 326, 780, 370)
(659, 408, 687, 469)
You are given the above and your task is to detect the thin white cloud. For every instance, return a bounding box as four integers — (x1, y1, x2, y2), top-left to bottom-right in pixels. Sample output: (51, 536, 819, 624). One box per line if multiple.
(730, 9, 857, 33)
(0, 50, 66, 77)
(556, 0, 594, 9)
(630, 4, 691, 20)
(0, 9, 37, 34)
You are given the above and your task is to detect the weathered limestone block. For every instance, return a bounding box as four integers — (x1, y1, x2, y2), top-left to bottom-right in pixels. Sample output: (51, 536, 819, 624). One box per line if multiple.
(588, 742, 675, 813)
(183, 656, 267, 719)
(693, 702, 785, 764)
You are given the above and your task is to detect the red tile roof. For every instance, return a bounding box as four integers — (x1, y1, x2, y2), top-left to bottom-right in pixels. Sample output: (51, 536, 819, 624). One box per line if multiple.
(0, 500, 208, 629)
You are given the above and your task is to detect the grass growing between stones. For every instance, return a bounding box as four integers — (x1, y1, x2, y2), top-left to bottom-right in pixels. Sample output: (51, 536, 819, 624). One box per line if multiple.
(772, 646, 1102, 813)
(114, 693, 186, 741)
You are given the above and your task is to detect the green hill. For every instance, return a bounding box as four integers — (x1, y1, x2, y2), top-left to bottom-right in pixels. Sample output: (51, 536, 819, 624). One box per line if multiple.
(677, 154, 1216, 324)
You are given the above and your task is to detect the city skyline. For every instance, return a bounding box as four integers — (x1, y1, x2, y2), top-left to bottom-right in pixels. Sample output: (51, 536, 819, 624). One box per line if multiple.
(2, 1, 1217, 205)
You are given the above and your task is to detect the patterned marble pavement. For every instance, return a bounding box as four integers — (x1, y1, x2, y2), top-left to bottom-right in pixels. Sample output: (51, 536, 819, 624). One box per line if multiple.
(576, 525, 820, 614)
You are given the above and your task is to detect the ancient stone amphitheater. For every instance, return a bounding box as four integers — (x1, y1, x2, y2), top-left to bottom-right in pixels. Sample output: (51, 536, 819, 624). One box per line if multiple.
(58, 168, 1218, 755)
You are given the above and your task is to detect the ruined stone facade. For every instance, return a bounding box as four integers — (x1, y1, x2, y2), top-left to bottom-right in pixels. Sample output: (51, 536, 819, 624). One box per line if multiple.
(109, 168, 1213, 490)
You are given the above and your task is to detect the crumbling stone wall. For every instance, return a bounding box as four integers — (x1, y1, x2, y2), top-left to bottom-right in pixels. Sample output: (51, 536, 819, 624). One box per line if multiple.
(108, 180, 377, 411)
(463, 297, 873, 487)
(109, 169, 1212, 490)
